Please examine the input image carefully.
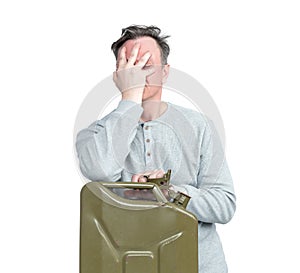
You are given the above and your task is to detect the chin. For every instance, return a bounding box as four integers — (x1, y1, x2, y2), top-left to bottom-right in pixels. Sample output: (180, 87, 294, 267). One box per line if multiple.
(143, 86, 161, 101)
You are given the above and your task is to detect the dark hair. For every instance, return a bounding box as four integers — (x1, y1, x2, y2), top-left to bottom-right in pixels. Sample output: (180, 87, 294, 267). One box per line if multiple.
(111, 25, 170, 65)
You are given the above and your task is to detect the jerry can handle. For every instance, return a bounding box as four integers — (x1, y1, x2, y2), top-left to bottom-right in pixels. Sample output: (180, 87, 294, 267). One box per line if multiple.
(100, 182, 168, 204)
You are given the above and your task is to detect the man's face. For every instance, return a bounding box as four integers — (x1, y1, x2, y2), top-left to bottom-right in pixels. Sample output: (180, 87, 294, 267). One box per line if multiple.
(116, 36, 169, 101)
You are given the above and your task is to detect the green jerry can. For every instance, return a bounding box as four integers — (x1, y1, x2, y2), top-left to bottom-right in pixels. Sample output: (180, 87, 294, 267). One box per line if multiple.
(80, 181, 198, 273)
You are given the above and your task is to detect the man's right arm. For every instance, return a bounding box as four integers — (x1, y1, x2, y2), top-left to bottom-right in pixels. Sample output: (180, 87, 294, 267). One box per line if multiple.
(76, 100, 143, 181)
(76, 43, 153, 181)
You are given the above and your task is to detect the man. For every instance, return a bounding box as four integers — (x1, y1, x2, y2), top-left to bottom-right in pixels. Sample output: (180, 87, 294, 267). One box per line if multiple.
(76, 25, 236, 273)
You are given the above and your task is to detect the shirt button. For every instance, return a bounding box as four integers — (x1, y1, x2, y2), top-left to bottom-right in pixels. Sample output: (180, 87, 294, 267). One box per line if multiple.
(146, 139, 150, 143)
(145, 126, 149, 130)
(147, 152, 151, 156)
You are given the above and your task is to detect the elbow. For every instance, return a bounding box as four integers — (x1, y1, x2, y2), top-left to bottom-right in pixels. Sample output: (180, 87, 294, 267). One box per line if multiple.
(77, 150, 105, 181)
(76, 144, 109, 181)
(76, 136, 121, 182)
(80, 164, 103, 181)
(79, 160, 119, 182)
(78, 155, 121, 182)
(219, 194, 236, 224)
(219, 205, 236, 224)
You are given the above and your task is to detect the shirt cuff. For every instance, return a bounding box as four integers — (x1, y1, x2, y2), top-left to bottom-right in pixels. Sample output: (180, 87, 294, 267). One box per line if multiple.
(171, 185, 188, 195)
(115, 100, 143, 115)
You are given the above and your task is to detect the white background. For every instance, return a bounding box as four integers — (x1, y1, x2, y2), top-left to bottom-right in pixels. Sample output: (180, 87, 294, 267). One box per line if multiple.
(1, 1, 299, 272)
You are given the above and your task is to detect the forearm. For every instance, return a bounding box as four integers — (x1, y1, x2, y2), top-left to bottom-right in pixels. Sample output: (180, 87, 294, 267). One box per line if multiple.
(76, 100, 143, 181)
(173, 161, 236, 224)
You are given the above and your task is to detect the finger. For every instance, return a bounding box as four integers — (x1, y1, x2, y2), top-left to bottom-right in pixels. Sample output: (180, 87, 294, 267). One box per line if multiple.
(141, 190, 156, 200)
(138, 176, 148, 183)
(162, 189, 171, 200)
(148, 172, 157, 179)
(124, 190, 142, 200)
(141, 171, 152, 177)
(148, 169, 164, 179)
(117, 46, 127, 69)
(127, 43, 140, 66)
(124, 189, 135, 198)
(136, 51, 151, 68)
(131, 174, 141, 182)
(124, 185, 157, 200)
(156, 169, 165, 178)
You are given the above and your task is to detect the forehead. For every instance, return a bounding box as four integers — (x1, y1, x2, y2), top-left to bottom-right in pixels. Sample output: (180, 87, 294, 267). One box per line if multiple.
(119, 36, 162, 62)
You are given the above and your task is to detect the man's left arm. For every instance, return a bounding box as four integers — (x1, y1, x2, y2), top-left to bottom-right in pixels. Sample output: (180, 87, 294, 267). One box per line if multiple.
(173, 121, 236, 224)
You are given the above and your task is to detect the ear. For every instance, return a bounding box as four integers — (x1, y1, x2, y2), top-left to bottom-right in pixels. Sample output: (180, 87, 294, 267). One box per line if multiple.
(162, 64, 170, 84)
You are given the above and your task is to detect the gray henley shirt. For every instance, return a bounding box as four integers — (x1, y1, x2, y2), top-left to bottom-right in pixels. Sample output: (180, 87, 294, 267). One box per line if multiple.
(76, 100, 236, 273)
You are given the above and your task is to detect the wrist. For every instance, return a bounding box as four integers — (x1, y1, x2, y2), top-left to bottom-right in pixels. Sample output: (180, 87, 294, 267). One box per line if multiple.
(121, 88, 144, 103)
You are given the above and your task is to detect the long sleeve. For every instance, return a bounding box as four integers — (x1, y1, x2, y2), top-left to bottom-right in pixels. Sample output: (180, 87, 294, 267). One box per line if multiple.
(75, 100, 143, 181)
(173, 119, 236, 224)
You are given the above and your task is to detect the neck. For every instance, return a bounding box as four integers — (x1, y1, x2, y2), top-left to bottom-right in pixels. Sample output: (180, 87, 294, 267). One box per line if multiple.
(140, 100, 167, 122)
